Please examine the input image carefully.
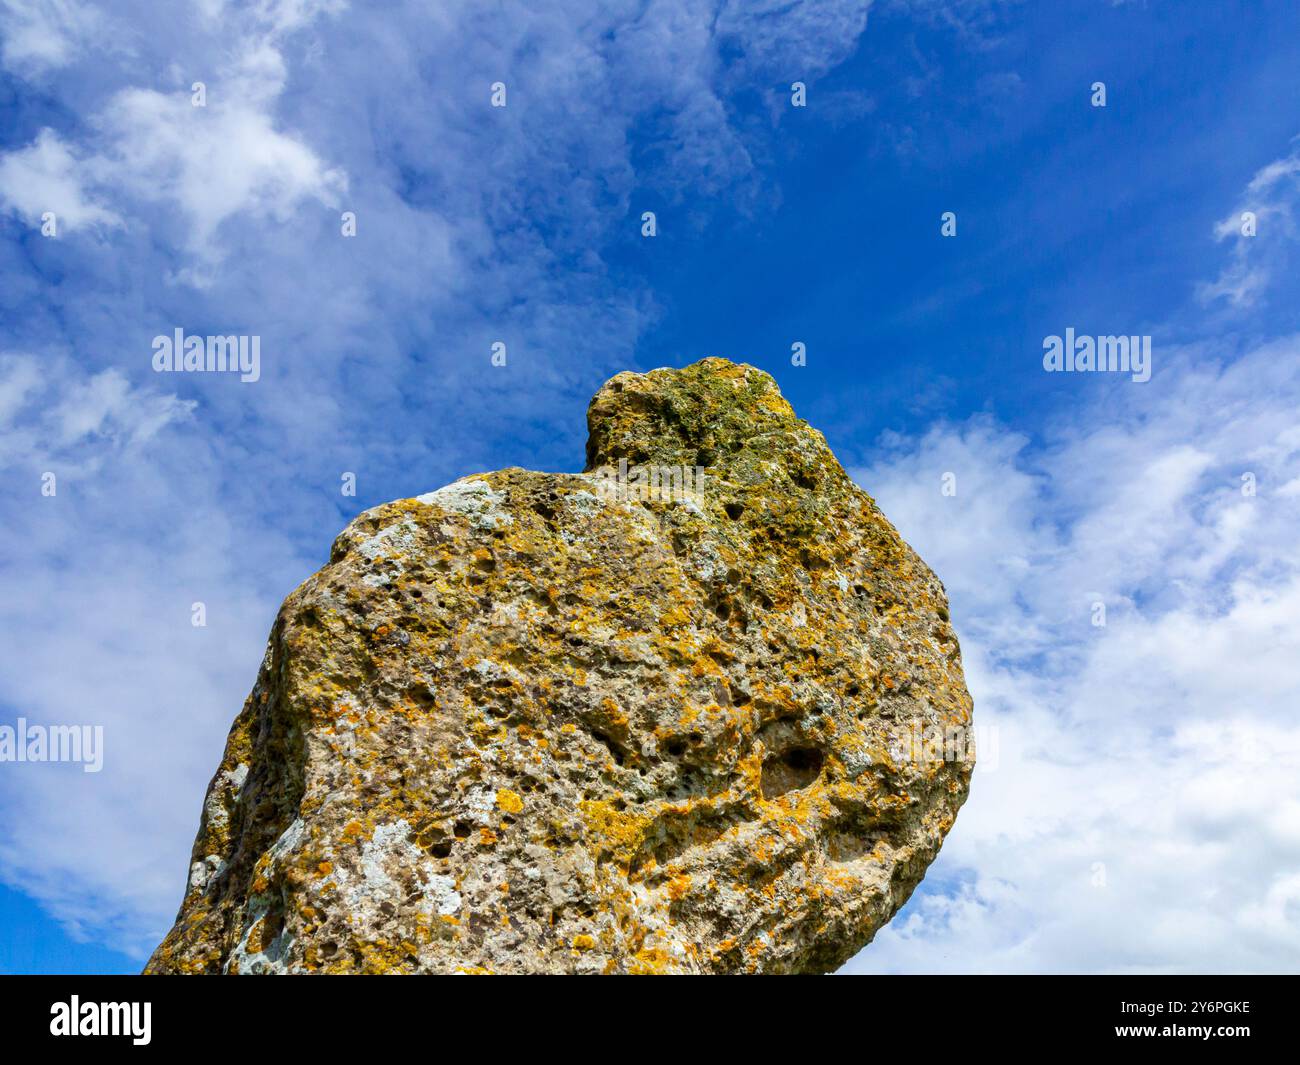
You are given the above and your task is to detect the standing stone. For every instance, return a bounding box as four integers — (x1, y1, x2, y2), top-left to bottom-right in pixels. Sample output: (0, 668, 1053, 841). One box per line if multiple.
(147, 358, 973, 974)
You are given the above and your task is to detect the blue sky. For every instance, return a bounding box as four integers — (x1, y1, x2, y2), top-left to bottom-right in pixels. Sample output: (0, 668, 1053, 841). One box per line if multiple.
(1, 0, 1298, 973)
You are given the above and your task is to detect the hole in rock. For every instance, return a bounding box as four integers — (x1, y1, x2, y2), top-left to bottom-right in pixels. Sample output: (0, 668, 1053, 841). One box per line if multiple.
(589, 729, 625, 766)
(760, 746, 825, 799)
(260, 902, 286, 945)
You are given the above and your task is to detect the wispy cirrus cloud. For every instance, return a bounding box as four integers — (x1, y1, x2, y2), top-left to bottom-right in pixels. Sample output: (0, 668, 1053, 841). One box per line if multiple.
(1199, 139, 1300, 309)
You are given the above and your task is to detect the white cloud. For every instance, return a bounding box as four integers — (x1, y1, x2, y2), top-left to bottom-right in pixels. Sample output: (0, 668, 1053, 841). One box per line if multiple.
(0, 351, 299, 956)
(845, 338, 1300, 973)
(0, 0, 102, 71)
(0, 129, 122, 233)
(0, 354, 194, 469)
(0, 353, 44, 422)
(1200, 140, 1300, 309)
(715, 0, 873, 83)
(0, 4, 347, 265)
(98, 85, 347, 254)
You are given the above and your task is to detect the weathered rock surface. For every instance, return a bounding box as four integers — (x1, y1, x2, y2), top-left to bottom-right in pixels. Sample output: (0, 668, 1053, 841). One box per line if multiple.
(147, 358, 973, 975)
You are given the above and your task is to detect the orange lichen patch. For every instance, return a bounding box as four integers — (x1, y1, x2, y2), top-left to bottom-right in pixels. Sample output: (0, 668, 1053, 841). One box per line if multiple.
(496, 788, 524, 814)
(571, 934, 596, 951)
(578, 799, 653, 869)
(627, 947, 675, 974)
(659, 604, 692, 628)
